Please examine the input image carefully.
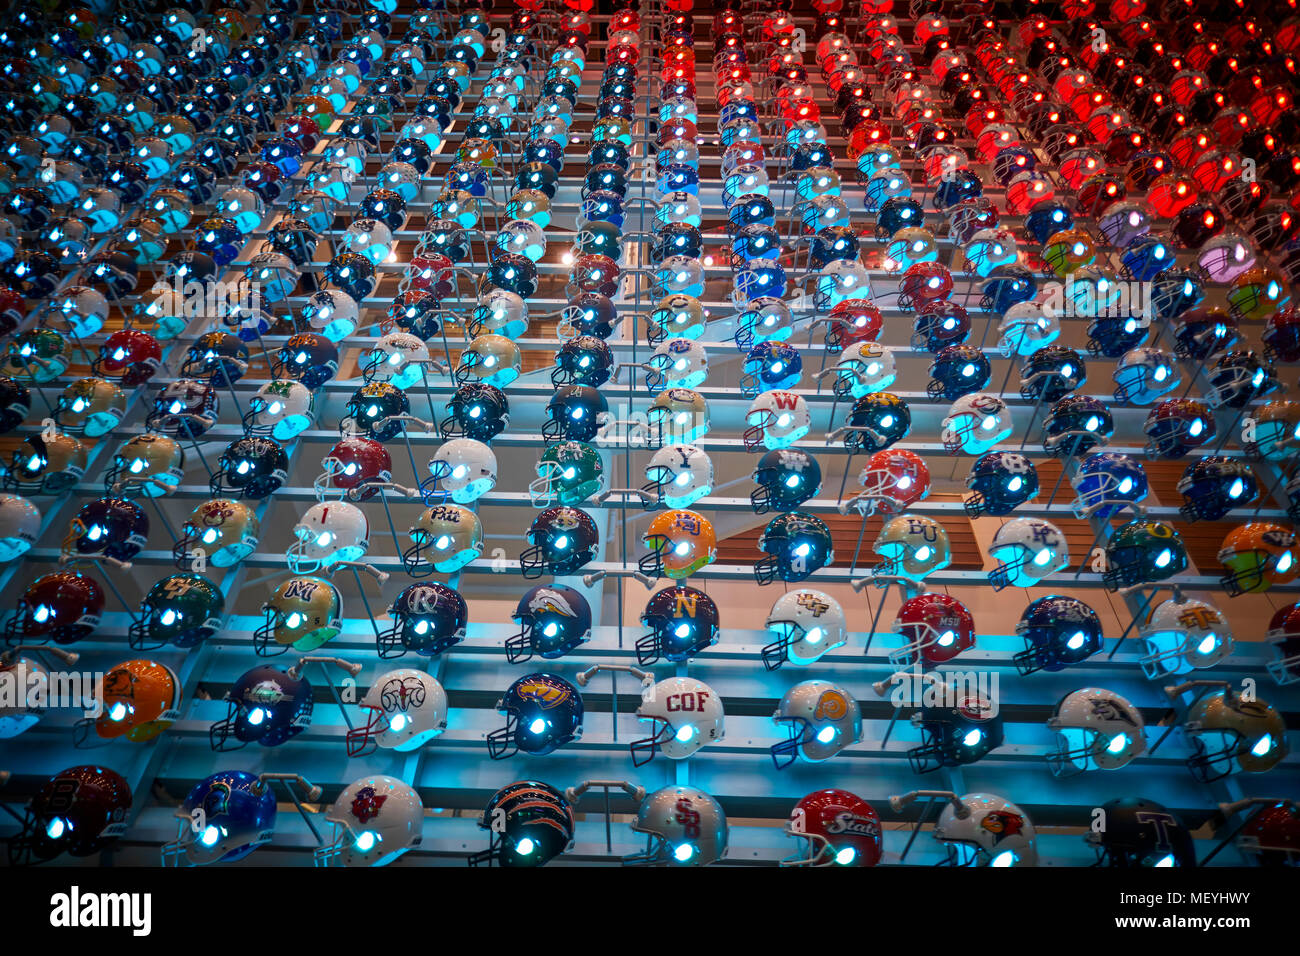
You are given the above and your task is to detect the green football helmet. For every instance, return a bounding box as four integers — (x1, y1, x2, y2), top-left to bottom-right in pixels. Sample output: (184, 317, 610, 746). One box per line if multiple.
(128, 572, 225, 650)
(1103, 518, 1188, 591)
(529, 441, 604, 507)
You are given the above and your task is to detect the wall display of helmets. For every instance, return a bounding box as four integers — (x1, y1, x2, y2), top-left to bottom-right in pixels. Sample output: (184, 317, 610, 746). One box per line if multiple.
(2, 0, 1300, 878)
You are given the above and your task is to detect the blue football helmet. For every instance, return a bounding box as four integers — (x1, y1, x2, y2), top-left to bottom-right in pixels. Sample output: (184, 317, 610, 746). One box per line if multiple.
(740, 342, 801, 396)
(486, 673, 584, 759)
(1013, 596, 1104, 676)
(1070, 453, 1149, 519)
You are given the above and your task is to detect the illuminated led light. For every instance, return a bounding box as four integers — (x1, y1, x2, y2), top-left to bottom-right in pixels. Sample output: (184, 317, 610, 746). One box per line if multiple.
(355, 831, 376, 852)
(816, 726, 836, 743)
(529, 717, 547, 734)
(962, 728, 984, 747)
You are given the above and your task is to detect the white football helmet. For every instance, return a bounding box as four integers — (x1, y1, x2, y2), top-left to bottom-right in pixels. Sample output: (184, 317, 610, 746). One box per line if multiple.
(997, 302, 1060, 357)
(941, 394, 1012, 454)
(743, 390, 810, 451)
(347, 668, 448, 756)
(246, 380, 315, 441)
(0, 653, 47, 737)
(365, 332, 431, 390)
(1195, 232, 1256, 283)
(1138, 597, 1233, 679)
(815, 259, 872, 307)
(473, 289, 529, 340)
(1046, 687, 1147, 776)
(303, 289, 360, 341)
(0, 493, 41, 562)
(424, 438, 497, 504)
(631, 676, 725, 765)
(648, 337, 709, 390)
(314, 774, 423, 867)
(987, 517, 1067, 589)
(286, 501, 369, 573)
(1112, 347, 1180, 405)
(932, 793, 1039, 867)
(343, 218, 393, 264)
(762, 590, 848, 669)
(642, 444, 713, 509)
(497, 218, 546, 261)
(831, 343, 896, 399)
(771, 679, 861, 768)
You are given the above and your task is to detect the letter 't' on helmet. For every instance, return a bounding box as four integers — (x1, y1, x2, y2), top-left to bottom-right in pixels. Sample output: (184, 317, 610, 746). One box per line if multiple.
(1138, 597, 1232, 679)
(1085, 797, 1195, 867)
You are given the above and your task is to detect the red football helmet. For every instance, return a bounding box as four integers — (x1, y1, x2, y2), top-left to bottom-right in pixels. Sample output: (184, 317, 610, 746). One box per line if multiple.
(825, 299, 883, 352)
(890, 592, 976, 668)
(783, 789, 883, 867)
(853, 449, 931, 514)
(93, 329, 162, 386)
(314, 436, 394, 502)
(898, 261, 953, 310)
(1237, 801, 1300, 864)
(4, 571, 104, 645)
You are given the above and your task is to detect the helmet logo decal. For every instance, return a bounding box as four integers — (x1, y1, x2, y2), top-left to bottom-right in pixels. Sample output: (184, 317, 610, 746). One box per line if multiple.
(349, 785, 386, 824)
(796, 592, 830, 616)
(528, 588, 579, 619)
(1088, 697, 1138, 726)
(282, 579, 320, 602)
(814, 689, 849, 721)
(517, 678, 570, 709)
(202, 780, 233, 818)
(674, 797, 701, 839)
(381, 677, 426, 714)
(827, 811, 880, 838)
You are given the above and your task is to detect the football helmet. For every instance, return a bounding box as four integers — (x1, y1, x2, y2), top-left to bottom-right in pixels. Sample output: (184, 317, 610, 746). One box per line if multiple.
(455, 334, 521, 389)
(742, 390, 810, 451)
(314, 775, 423, 868)
(1139, 597, 1232, 679)
(1183, 690, 1289, 782)
(552, 336, 614, 388)
(782, 789, 882, 867)
(647, 338, 709, 392)
(762, 590, 847, 670)
(829, 343, 896, 401)
(1014, 596, 1103, 675)
(643, 445, 713, 510)
(849, 449, 931, 516)
(646, 388, 708, 447)
(1177, 457, 1256, 522)
(210, 436, 288, 500)
(873, 516, 951, 583)
(529, 441, 603, 507)
(180, 330, 249, 384)
(631, 676, 725, 765)
(507, 585, 592, 664)
(173, 498, 259, 571)
(346, 669, 447, 757)
(626, 786, 727, 867)
(403, 505, 483, 577)
(543, 385, 609, 444)
(1206, 351, 1279, 411)
(964, 451, 1039, 517)
(1043, 396, 1113, 457)
(941, 394, 1011, 455)
(1113, 348, 1180, 404)
(637, 585, 720, 666)
(4, 570, 104, 646)
(315, 437, 394, 503)
(76, 658, 181, 745)
(362, 332, 430, 391)
(147, 379, 220, 438)
(928, 792, 1038, 867)
(442, 383, 509, 443)
(927, 345, 990, 401)
(275, 332, 338, 389)
(520, 506, 599, 579)
(1046, 687, 1147, 776)
(378, 582, 468, 658)
(740, 342, 801, 396)
(343, 383, 409, 444)
(128, 572, 223, 651)
(988, 518, 1068, 590)
(286, 501, 369, 574)
(4, 328, 72, 382)
(750, 449, 820, 515)
(244, 380, 315, 441)
(104, 433, 184, 497)
(1144, 399, 1215, 459)
(909, 694, 1004, 773)
(890, 592, 976, 669)
(1218, 523, 1297, 596)
(487, 673, 584, 759)
(0, 494, 40, 563)
(470, 288, 529, 340)
(161, 771, 276, 866)
(997, 303, 1060, 358)
(1267, 603, 1300, 685)
(1103, 519, 1188, 591)
(61, 497, 147, 565)
(422, 438, 497, 505)
(756, 512, 834, 585)
(52, 378, 123, 438)
(7, 765, 131, 864)
(0, 376, 31, 435)
(1070, 453, 1148, 519)
(1243, 401, 1300, 462)
(254, 575, 342, 655)
(210, 664, 313, 751)
(1018, 344, 1086, 402)
(639, 509, 717, 580)
(1086, 797, 1195, 867)
(467, 781, 575, 868)
(771, 679, 861, 769)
